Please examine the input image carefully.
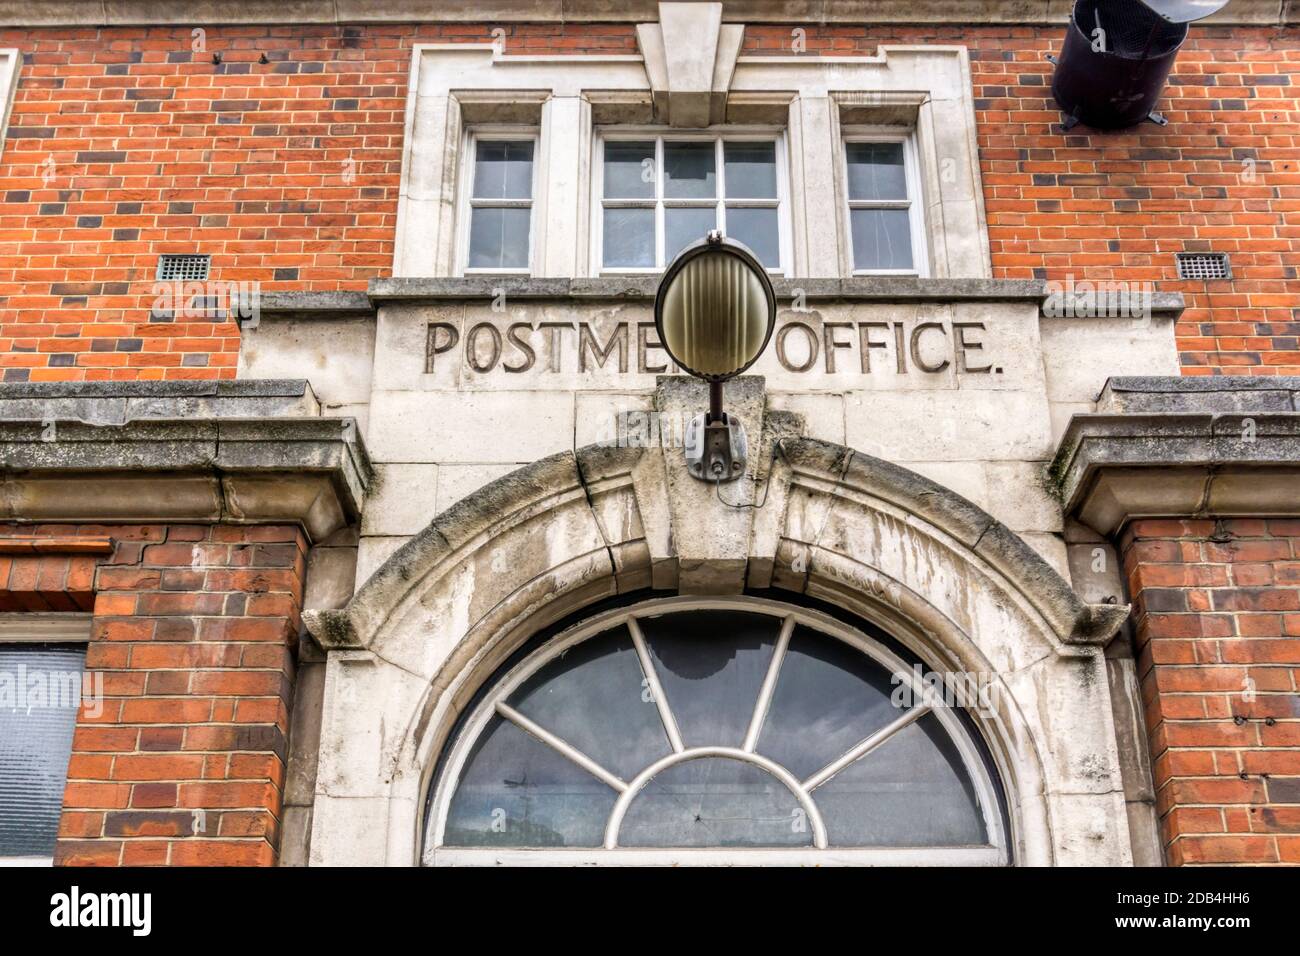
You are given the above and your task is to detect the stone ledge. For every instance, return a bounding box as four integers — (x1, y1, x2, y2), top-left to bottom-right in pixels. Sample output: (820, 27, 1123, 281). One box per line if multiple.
(1052, 376, 1300, 535)
(3, 1, 1289, 26)
(0, 416, 372, 542)
(258, 291, 373, 319)
(1041, 290, 1185, 320)
(253, 278, 1185, 318)
(1100, 376, 1300, 413)
(0, 379, 320, 425)
(369, 275, 1051, 303)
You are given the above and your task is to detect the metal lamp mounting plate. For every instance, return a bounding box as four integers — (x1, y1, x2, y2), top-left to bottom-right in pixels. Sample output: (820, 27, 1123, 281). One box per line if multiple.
(685, 412, 748, 482)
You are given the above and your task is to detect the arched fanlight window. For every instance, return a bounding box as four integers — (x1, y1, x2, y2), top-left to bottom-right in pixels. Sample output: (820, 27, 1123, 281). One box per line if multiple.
(425, 597, 1008, 865)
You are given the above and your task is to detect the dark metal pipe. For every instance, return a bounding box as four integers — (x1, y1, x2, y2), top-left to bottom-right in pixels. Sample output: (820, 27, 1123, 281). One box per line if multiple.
(707, 382, 728, 424)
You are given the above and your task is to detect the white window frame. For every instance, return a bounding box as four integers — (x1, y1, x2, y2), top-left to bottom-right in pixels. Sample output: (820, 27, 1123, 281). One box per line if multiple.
(456, 126, 540, 277)
(0, 50, 18, 163)
(591, 128, 791, 276)
(424, 595, 1007, 867)
(841, 128, 929, 277)
(0, 612, 92, 868)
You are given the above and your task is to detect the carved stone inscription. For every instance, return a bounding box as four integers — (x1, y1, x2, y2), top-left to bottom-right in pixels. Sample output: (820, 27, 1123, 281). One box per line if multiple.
(427, 315, 1003, 378)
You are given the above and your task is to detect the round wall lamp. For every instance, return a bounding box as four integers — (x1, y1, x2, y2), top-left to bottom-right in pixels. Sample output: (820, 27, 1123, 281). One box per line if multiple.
(654, 230, 776, 483)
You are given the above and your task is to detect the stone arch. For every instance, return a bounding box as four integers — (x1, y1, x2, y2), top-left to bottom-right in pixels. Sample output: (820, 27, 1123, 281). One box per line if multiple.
(305, 396, 1132, 866)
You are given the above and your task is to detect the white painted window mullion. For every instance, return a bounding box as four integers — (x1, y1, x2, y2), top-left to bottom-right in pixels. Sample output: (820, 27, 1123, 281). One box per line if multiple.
(742, 616, 794, 753)
(802, 704, 931, 792)
(627, 616, 684, 753)
(495, 701, 628, 793)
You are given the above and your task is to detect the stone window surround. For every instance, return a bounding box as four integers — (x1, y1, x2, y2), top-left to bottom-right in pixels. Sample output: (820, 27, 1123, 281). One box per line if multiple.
(395, 39, 992, 282)
(0, 50, 19, 162)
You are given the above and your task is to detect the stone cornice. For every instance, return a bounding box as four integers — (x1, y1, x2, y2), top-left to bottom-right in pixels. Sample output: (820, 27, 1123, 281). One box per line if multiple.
(1051, 377, 1300, 537)
(0, 380, 372, 542)
(4, 1, 1292, 27)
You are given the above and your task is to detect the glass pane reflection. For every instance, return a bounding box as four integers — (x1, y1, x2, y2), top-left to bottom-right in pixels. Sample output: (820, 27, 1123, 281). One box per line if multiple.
(845, 141, 907, 201)
(443, 714, 616, 847)
(664, 142, 716, 198)
(850, 208, 914, 271)
(619, 757, 810, 848)
(640, 610, 778, 748)
(473, 140, 533, 200)
(506, 625, 671, 783)
(756, 626, 908, 781)
(603, 207, 655, 268)
(813, 713, 987, 846)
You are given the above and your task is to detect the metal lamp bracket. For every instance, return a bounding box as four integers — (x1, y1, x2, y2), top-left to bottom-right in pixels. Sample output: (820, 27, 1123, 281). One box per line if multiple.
(685, 411, 748, 482)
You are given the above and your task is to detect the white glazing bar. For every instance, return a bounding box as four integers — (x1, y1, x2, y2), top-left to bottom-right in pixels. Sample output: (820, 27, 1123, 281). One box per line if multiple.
(742, 616, 794, 753)
(603, 745, 827, 850)
(495, 701, 628, 793)
(802, 704, 931, 792)
(627, 616, 684, 753)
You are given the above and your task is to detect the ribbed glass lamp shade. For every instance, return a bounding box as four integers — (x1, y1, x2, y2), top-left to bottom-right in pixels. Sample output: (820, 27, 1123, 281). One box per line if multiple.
(658, 248, 774, 381)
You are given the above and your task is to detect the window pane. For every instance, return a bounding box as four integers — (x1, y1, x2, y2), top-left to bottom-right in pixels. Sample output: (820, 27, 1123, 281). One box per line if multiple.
(604, 141, 655, 199)
(756, 626, 908, 781)
(640, 610, 778, 748)
(603, 207, 655, 268)
(472, 140, 533, 200)
(506, 626, 671, 783)
(723, 142, 777, 198)
(0, 644, 85, 858)
(725, 206, 780, 268)
(665, 206, 716, 262)
(443, 714, 617, 847)
(663, 142, 716, 199)
(814, 713, 987, 846)
(468, 206, 531, 270)
(850, 208, 914, 271)
(845, 141, 907, 201)
(618, 757, 811, 848)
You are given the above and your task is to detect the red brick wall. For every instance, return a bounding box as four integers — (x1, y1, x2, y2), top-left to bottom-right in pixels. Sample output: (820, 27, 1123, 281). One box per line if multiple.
(0, 522, 308, 866)
(1122, 518, 1300, 865)
(0, 24, 635, 382)
(0, 535, 109, 610)
(0, 22, 1294, 381)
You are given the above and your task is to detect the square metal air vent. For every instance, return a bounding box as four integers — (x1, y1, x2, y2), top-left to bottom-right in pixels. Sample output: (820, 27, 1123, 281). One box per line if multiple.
(156, 253, 210, 282)
(1176, 252, 1231, 281)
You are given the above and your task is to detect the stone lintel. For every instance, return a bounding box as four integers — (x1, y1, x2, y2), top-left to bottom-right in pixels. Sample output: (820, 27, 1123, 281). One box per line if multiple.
(1052, 376, 1300, 537)
(257, 291, 372, 320)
